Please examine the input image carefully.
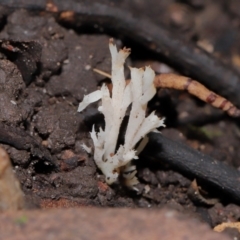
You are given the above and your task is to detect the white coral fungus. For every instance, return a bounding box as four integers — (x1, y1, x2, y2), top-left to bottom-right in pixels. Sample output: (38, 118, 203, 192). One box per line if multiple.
(78, 40, 165, 185)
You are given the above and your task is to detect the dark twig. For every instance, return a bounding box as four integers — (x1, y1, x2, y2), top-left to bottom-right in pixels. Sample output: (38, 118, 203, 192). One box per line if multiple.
(141, 132, 240, 204)
(2, 1, 240, 107)
(56, 2, 240, 108)
(0, 123, 57, 166)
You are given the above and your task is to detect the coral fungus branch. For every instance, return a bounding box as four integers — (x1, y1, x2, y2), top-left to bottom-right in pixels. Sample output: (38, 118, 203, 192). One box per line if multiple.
(78, 42, 165, 185)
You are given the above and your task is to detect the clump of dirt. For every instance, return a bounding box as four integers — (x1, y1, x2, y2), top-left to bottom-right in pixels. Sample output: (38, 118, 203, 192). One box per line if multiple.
(0, 59, 25, 124)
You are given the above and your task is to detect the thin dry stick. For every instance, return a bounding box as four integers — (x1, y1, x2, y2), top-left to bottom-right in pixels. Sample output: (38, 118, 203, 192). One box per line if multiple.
(93, 69, 240, 117)
(155, 73, 240, 117)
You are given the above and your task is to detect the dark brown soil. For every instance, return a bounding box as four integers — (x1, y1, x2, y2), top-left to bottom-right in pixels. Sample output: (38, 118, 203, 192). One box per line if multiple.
(1, 1, 240, 239)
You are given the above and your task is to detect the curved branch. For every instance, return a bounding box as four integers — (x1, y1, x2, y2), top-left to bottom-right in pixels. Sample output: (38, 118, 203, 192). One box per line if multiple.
(2, 1, 240, 107)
